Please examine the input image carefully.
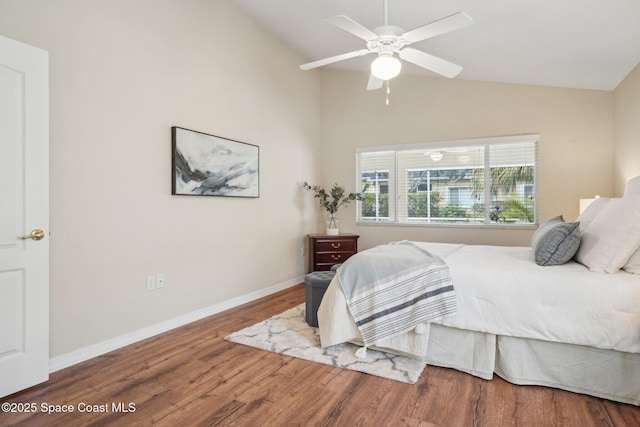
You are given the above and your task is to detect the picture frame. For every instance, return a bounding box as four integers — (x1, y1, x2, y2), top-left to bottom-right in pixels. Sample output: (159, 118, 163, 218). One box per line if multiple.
(171, 126, 259, 198)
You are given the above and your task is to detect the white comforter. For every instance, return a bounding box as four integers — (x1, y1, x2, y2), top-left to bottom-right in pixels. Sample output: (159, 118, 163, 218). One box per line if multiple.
(318, 242, 640, 356)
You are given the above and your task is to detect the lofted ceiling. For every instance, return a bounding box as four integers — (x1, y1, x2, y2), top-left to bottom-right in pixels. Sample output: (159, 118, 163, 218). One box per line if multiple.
(234, 0, 640, 91)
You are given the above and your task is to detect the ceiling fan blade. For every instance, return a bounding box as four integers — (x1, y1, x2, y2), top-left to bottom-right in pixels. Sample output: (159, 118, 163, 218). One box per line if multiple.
(399, 47, 462, 78)
(300, 49, 371, 70)
(327, 15, 379, 41)
(367, 74, 384, 90)
(402, 12, 473, 44)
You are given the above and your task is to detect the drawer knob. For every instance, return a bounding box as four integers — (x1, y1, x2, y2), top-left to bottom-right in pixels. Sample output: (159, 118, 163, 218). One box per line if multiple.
(331, 254, 341, 260)
(331, 243, 341, 248)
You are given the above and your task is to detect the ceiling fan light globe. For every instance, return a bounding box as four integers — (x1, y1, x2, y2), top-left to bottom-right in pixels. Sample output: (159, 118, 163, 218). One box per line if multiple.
(371, 55, 402, 80)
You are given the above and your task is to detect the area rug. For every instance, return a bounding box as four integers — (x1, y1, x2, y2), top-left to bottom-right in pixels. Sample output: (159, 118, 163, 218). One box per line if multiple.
(224, 304, 425, 384)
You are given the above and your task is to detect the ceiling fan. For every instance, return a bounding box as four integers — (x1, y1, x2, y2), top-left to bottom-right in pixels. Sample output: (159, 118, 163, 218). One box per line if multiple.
(299, 0, 473, 91)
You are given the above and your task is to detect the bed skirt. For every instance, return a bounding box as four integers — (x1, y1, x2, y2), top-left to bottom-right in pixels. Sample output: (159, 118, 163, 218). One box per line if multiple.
(318, 277, 640, 405)
(427, 324, 640, 406)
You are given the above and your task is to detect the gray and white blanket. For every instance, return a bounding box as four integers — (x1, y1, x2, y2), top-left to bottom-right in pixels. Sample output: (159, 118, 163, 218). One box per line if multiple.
(337, 241, 457, 347)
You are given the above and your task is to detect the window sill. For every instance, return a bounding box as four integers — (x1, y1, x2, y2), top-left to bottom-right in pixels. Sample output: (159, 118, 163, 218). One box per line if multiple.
(356, 221, 538, 230)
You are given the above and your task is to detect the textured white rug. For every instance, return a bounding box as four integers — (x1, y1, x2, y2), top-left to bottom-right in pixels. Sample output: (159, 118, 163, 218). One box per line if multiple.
(224, 304, 425, 384)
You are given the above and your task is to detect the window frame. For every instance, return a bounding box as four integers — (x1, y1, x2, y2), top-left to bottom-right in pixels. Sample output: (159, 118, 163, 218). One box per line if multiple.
(356, 134, 539, 229)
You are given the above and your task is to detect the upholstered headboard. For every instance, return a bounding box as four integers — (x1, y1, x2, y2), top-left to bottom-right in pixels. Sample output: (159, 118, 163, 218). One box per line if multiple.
(624, 176, 640, 197)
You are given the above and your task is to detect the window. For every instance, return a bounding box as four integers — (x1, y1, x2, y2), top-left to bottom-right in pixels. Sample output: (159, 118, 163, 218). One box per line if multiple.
(448, 187, 473, 207)
(356, 135, 538, 227)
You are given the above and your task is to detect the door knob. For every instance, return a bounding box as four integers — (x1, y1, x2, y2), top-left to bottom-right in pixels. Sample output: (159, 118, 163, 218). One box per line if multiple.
(19, 229, 45, 241)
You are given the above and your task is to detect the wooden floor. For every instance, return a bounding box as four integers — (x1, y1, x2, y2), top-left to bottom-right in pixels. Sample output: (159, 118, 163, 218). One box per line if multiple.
(1, 284, 639, 427)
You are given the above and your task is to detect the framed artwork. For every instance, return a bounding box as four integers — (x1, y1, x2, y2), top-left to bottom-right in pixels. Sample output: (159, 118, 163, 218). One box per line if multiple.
(171, 126, 259, 197)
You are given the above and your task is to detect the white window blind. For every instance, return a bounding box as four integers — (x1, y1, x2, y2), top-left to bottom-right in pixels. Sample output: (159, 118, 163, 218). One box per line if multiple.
(358, 151, 395, 221)
(356, 135, 538, 227)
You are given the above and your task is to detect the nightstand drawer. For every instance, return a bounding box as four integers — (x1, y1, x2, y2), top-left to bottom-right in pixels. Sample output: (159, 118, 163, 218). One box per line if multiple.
(315, 240, 357, 252)
(315, 252, 355, 264)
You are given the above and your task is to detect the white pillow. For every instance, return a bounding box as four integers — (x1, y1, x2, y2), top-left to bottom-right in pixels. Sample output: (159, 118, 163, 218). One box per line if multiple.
(576, 197, 609, 229)
(624, 249, 640, 274)
(574, 196, 640, 273)
(624, 176, 640, 197)
(623, 178, 640, 273)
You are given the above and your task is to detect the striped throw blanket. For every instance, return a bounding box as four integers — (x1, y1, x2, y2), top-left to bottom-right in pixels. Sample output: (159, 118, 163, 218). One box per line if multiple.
(337, 241, 456, 347)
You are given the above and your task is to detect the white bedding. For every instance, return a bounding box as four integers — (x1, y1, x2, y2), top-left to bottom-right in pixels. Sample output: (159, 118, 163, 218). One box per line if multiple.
(318, 242, 640, 356)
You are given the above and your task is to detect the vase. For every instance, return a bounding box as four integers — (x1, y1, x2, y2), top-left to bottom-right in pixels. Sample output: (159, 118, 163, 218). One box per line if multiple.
(326, 213, 339, 235)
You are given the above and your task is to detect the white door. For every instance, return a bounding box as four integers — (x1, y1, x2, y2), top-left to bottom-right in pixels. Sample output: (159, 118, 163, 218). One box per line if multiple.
(0, 35, 49, 397)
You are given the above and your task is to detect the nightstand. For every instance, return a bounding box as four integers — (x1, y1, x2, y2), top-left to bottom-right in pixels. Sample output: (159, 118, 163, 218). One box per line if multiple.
(306, 234, 359, 273)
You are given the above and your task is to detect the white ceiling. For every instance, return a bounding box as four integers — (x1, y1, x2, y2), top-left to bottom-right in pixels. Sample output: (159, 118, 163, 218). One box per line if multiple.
(233, 0, 640, 91)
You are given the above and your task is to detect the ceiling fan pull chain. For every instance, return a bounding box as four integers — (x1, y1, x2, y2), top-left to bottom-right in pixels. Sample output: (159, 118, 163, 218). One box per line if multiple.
(386, 81, 390, 105)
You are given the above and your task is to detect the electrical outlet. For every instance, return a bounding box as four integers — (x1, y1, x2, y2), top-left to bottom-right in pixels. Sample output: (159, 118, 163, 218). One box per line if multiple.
(301, 246, 305, 257)
(146, 275, 156, 291)
(156, 273, 165, 289)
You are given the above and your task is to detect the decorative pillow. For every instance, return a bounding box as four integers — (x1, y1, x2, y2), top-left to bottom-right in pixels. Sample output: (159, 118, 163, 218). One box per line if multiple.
(574, 196, 640, 273)
(531, 215, 581, 266)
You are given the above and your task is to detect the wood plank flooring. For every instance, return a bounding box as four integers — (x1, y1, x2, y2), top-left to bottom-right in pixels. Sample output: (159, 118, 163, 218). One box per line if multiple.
(1, 284, 639, 426)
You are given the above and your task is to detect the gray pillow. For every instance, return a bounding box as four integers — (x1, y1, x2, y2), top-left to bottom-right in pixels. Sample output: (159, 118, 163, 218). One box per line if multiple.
(531, 215, 581, 266)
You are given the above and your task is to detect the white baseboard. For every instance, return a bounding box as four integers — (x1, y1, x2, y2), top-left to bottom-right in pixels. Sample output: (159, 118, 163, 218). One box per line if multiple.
(49, 276, 303, 373)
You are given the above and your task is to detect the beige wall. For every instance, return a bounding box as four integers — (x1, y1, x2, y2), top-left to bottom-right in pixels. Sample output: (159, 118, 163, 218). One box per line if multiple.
(319, 70, 614, 250)
(0, 0, 321, 357)
(613, 63, 640, 194)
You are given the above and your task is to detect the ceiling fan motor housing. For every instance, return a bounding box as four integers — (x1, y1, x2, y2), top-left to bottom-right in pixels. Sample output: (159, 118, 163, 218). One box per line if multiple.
(369, 25, 406, 53)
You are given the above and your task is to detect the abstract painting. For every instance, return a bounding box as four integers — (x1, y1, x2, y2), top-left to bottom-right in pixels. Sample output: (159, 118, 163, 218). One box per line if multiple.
(172, 127, 259, 197)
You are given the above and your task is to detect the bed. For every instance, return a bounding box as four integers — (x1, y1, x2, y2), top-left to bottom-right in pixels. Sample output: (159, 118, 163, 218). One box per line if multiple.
(317, 178, 640, 405)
